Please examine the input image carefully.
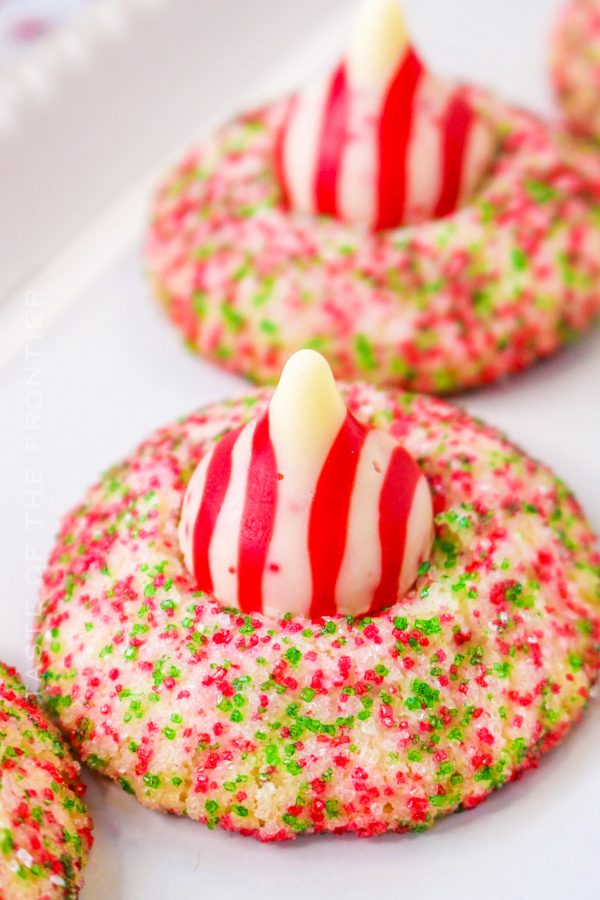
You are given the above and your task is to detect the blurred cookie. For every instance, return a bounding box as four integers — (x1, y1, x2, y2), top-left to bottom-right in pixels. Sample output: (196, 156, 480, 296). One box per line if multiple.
(147, 0, 600, 392)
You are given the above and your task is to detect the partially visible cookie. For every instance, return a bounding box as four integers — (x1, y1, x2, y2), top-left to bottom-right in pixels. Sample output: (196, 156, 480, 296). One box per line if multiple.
(146, 0, 600, 393)
(0, 662, 92, 899)
(552, 0, 600, 141)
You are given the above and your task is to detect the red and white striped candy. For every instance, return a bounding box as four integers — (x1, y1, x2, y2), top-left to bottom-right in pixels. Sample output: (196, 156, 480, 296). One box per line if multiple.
(274, 0, 496, 230)
(179, 350, 433, 619)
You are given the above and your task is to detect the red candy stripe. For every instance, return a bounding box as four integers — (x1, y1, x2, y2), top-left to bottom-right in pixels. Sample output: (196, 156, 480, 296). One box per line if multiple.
(314, 62, 349, 218)
(308, 413, 367, 618)
(434, 91, 474, 218)
(375, 48, 424, 230)
(192, 427, 241, 593)
(370, 445, 420, 612)
(237, 414, 279, 613)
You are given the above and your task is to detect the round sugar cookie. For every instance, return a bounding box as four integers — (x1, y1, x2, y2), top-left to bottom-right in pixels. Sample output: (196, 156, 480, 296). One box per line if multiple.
(37, 386, 599, 841)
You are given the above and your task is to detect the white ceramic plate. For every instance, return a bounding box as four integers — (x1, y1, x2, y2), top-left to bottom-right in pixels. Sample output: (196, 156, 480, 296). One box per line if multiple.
(1, 1, 599, 898)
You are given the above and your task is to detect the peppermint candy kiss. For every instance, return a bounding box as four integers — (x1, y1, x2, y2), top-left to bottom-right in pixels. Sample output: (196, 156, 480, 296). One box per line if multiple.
(275, 0, 496, 230)
(179, 351, 433, 619)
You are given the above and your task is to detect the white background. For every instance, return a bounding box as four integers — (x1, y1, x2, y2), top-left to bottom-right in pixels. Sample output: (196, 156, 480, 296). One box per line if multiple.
(1, 1, 599, 898)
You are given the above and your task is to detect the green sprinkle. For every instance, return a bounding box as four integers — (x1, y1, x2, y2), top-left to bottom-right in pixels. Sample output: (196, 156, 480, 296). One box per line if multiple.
(568, 653, 583, 671)
(282, 813, 308, 833)
(325, 799, 340, 818)
(576, 619, 593, 636)
(414, 616, 442, 636)
(86, 754, 107, 771)
(355, 333, 376, 371)
(493, 662, 511, 678)
(259, 319, 278, 336)
(221, 304, 245, 332)
(143, 774, 160, 789)
(1, 830, 13, 856)
(525, 179, 557, 204)
(265, 745, 280, 766)
(285, 648, 302, 666)
(118, 777, 135, 795)
(512, 247, 528, 271)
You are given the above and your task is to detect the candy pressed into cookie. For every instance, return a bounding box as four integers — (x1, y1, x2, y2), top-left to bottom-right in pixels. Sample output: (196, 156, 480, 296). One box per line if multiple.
(146, 0, 600, 393)
(0, 663, 92, 898)
(37, 351, 600, 841)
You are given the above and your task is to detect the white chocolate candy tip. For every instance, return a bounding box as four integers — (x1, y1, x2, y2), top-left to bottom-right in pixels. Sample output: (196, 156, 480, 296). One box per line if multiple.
(271, 349, 343, 416)
(348, 0, 409, 87)
(275, 348, 337, 392)
(269, 350, 347, 462)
